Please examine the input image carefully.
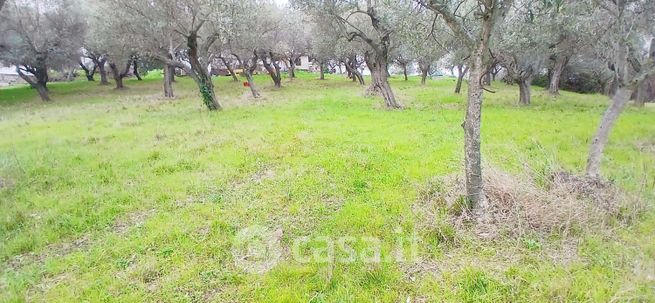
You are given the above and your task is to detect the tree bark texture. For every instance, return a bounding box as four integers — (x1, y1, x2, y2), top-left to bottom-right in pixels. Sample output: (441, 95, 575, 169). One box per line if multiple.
(365, 51, 401, 109)
(586, 88, 632, 177)
(187, 32, 221, 110)
(419, 62, 430, 85)
(454, 65, 468, 94)
(518, 77, 533, 105)
(163, 63, 174, 98)
(108, 61, 130, 89)
(79, 61, 96, 81)
(548, 55, 569, 96)
(260, 51, 282, 88)
(319, 61, 325, 80)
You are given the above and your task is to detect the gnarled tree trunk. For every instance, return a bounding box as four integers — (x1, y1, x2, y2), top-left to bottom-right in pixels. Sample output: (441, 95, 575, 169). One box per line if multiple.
(344, 56, 364, 85)
(108, 61, 131, 89)
(187, 32, 221, 111)
(548, 55, 569, 96)
(16, 64, 50, 101)
(365, 51, 401, 109)
(79, 60, 96, 81)
(518, 76, 533, 105)
(260, 51, 281, 88)
(96, 58, 109, 85)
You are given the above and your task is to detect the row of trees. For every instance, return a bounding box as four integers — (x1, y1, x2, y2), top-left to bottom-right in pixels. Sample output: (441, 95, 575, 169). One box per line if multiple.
(1, 0, 654, 211)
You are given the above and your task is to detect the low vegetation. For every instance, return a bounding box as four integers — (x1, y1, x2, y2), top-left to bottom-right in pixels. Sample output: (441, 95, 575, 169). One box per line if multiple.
(1, 74, 654, 302)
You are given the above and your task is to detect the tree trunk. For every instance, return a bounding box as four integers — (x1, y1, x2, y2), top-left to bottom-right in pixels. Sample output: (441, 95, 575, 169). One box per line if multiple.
(518, 78, 532, 105)
(244, 70, 261, 98)
(109, 63, 125, 89)
(483, 73, 491, 86)
(586, 88, 631, 177)
(169, 65, 176, 82)
(319, 61, 325, 80)
(343, 61, 354, 81)
(35, 84, 49, 101)
(132, 58, 142, 81)
(260, 52, 282, 88)
(17, 66, 50, 101)
(97, 59, 109, 85)
(234, 53, 261, 98)
(344, 57, 364, 85)
(419, 62, 430, 85)
(163, 63, 174, 98)
(463, 52, 485, 209)
(79, 61, 96, 81)
(365, 52, 401, 109)
(634, 39, 655, 106)
(220, 57, 239, 82)
(19, 60, 50, 102)
(634, 80, 650, 107)
(402, 63, 408, 81)
(187, 32, 221, 111)
(289, 57, 296, 79)
(548, 55, 568, 96)
(455, 65, 468, 94)
(245, 55, 261, 98)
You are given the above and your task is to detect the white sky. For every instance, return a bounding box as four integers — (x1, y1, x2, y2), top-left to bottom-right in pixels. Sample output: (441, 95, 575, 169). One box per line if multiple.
(274, 0, 289, 7)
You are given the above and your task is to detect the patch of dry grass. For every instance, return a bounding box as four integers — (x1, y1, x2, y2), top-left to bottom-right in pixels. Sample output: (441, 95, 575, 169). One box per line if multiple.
(416, 166, 646, 241)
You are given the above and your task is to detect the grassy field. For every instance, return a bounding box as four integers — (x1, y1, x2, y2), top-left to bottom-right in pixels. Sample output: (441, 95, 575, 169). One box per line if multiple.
(1, 72, 654, 302)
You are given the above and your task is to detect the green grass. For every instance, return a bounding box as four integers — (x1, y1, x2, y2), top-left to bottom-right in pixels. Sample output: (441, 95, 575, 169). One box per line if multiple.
(1, 72, 654, 302)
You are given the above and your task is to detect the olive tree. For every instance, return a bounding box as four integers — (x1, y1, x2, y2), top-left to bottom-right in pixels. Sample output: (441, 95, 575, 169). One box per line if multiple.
(224, 0, 269, 98)
(0, 0, 84, 101)
(419, 0, 515, 209)
(496, 0, 555, 105)
(295, 0, 407, 109)
(309, 17, 337, 80)
(585, 0, 655, 178)
(94, 0, 230, 110)
(407, 12, 447, 85)
(543, 0, 594, 96)
(279, 9, 312, 79)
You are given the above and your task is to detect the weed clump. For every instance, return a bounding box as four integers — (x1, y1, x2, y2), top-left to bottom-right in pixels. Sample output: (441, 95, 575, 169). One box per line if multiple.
(416, 167, 645, 241)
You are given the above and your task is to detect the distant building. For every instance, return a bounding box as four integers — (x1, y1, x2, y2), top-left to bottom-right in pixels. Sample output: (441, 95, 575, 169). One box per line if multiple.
(296, 56, 310, 71)
(0, 64, 26, 87)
